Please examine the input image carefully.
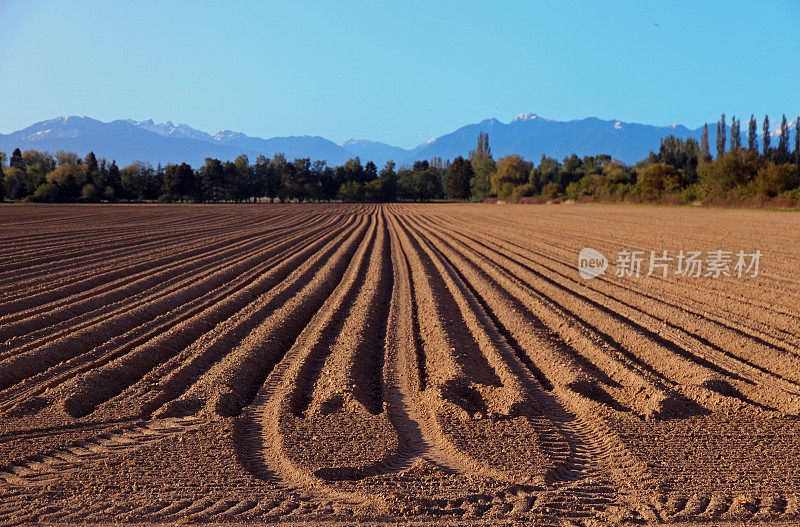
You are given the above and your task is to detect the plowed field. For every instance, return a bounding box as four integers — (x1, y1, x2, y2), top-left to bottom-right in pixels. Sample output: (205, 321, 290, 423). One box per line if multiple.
(1, 203, 799, 525)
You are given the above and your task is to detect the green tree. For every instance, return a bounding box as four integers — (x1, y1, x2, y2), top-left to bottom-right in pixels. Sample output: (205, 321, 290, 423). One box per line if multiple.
(291, 157, 312, 201)
(540, 182, 562, 200)
(221, 161, 236, 201)
(468, 131, 494, 201)
(748, 114, 758, 152)
(177, 163, 195, 200)
(698, 149, 760, 198)
(277, 159, 296, 202)
(21, 150, 56, 192)
(364, 161, 377, 182)
(85, 151, 99, 186)
(319, 166, 338, 201)
(106, 161, 122, 197)
(233, 154, 252, 202)
(397, 168, 414, 200)
(337, 180, 363, 201)
(445, 156, 473, 200)
(752, 162, 799, 197)
(3, 167, 29, 200)
(716, 114, 726, 158)
(700, 124, 711, 163)
(363, 179, 383, 201)
(559, 154, 585, 187)
(653, 136, 700, 184)
(163, 162, 194, 201)
(490, 154, 528, 196)
(730, 116, 741, 151)
(81, 183, 101, 202)
(469, 158, 494, 200)
(415, 168, 442, 201)
(304, 160, 327, 202)
(763, 115, 771, 157)
(777, 114, 790, 163)
(258, 155, 282, 201)
(530, 155, 561, 193)
(55, 150, 79, 167)
(118, 162, 156, 200)
(31, 183, 61, 202)
(340, 157, 365, 184)
(471, 131, 491, 159)
(200, 158, 225, 202)
(638, 163, 681, 200)
(795, 117, 800, 165)
(162, 164, 182, 200)
(270, 154, 291, 202)
(378, 161, 398, 202)
(47, 163, 86, 200)
(9, 148, 22, 170)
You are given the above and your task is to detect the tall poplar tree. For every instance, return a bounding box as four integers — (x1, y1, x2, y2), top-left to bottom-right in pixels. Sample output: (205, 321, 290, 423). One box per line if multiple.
(716, 114, 726, 158)
(700, 124, 711, 163)
(468, 132, 494, 200)
(795, 117, 800, 165)
(777, 114, 790, 163)
(748, 114, 758, 152)
(730, 116, 741, 151)
(763, 115, 771, 157)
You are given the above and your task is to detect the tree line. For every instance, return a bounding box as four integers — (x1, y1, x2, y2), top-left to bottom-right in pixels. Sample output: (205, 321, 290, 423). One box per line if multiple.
(564, 113, 800, 205)
(0, 149, 451, 203)
(1, 113, 799, 205)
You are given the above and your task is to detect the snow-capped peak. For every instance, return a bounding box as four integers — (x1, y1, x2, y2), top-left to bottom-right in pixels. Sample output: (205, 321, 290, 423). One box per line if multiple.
(512, 112, 539, 123)
(213, 129, 246, 142)
(20, 115, 94, 140)
(126, 119, 213, 142)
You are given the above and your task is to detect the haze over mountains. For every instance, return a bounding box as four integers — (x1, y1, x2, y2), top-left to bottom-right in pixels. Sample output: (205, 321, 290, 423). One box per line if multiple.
(0, 114, 726, 168)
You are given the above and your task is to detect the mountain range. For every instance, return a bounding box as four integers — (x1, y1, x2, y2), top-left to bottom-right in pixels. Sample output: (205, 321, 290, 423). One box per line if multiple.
(0, 114, 731, 168)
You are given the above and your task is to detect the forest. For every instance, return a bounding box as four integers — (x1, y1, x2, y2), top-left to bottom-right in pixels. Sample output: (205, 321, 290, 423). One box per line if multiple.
(1, 114, 799, 206)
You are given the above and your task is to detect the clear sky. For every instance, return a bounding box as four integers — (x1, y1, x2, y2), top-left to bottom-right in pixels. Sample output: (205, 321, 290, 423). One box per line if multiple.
(1, 0, 799, 148)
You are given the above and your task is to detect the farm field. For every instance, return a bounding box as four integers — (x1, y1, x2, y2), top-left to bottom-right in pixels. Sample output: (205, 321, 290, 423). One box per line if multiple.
(1, 202, 800, 525)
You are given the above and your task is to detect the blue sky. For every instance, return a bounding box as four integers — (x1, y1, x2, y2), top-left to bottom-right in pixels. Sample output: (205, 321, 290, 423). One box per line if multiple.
(1, 0, 798, 148)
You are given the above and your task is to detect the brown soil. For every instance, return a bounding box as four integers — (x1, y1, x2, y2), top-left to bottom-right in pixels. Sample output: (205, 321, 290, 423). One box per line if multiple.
(1, 202, 799, 525)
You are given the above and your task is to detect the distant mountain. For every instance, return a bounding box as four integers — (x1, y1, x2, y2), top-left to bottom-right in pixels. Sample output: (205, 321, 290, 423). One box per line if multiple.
(0, 116, 248, 167)
(124, 119, 214, 142)
(406, 113, 702, 165)
(212, 131, 353, 166)
(339, 139, 419, 168)
(1, 113, 732, 168)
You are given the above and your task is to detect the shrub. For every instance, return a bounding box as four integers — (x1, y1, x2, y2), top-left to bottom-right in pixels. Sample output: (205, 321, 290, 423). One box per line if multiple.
(638, 163, 681, 200)
(698, 149, 760, 199)
(497, 181, 516, 200)
(81, 183, 100, 202)
(363, 179, 383, 201)
(541, 181, 563, 200)
(3, 167, 29, 200)
(337, 180, 364, 202)
(680, 184, 700, 204)
(490, 155, 530, 196)
(511, 183, 536, 200)
(31, 183, 61, 202)
(752, 163, 799, 198)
